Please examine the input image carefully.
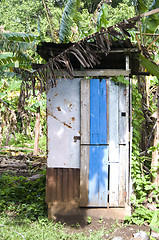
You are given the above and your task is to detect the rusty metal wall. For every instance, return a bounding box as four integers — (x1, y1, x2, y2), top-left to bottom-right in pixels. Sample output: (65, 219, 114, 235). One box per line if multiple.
(46, 168, 80, 203)
(47, 78, 81, 169)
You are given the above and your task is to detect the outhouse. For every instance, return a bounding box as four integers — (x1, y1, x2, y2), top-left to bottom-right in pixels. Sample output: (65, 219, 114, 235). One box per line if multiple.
(36, 23, 140, 219)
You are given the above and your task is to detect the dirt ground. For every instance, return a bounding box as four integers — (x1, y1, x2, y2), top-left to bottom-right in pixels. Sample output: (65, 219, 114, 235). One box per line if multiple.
(55, 215, 151, 240)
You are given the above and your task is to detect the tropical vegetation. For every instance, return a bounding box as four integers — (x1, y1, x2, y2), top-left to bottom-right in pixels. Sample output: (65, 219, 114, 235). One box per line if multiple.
(0, 0, 159, 236)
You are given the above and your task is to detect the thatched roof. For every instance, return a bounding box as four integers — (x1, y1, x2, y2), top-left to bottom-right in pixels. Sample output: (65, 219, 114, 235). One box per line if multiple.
(36, 15, 141, 81)
(17, 15, 142, 105)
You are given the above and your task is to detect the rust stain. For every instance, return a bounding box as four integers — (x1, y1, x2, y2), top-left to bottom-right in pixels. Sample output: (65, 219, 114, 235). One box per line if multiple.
(57, 106, 61, 111)
(69, 104, 72, 108)
(52, 115, 58, 121)
(124, 89, 127, 96)
(53, 93, 58, 98)
(48, 112, 75, 130)
(71, 117, 75, 121)
(62, 122, 72, 129)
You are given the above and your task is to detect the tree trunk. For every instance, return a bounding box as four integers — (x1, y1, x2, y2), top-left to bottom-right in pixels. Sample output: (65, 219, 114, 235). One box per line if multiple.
(151, 85, 159, 187)
(33, 96, 41, 155)
(138, 75, 149, 151)
(0, 112, 2, 147)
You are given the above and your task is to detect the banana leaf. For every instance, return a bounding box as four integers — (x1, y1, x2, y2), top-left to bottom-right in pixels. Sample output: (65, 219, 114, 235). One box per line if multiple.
(140, 54, 159, 79)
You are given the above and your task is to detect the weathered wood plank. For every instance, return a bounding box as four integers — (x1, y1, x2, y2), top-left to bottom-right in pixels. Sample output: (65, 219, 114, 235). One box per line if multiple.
(99, 79, 107, 144)
(90, 79, 100, 144)
(109, 163, 119, 207)
(81, 79, 90, 144)
(90, 79, 107, 144)
(80, 145, 89, 206)
(54, 69, 131, 77)
(125, 56, 130, 204)
(88, 146, 109, 206)
(119, 83, 128, 144)
(98, 146, 109, 206)
(119, 145, 126, 206)
(108, 79, 119, 159)
(89, 145, 99, 206)
(108, 79, 120, 206)
(129, 78, 133, 202)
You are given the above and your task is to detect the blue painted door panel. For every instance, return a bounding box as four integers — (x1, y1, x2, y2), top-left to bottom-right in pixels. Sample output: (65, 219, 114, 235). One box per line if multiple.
(90, 79, 107, 144)
(80, 78, 128, 207)
(89, 79, 108, 206)
(89, 146, 109, 206)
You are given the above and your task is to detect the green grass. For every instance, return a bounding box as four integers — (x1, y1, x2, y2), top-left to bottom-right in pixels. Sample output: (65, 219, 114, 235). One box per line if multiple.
(0, 216, 109, 240)
(1, 134, 47, 156)
(0, 173, 107, 239)
(0, 173, 47, 220)
(0, 173, 118, 239)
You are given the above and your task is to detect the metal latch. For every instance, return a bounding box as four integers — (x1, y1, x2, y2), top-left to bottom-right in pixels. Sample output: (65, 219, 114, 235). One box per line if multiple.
(74, 136, 81, 142)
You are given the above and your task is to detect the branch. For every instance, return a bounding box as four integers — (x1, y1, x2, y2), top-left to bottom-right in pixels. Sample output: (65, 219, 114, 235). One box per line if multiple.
(141, 8, 159, 17)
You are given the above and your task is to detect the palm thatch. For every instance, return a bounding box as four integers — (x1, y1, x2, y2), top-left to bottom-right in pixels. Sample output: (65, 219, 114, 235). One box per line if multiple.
(17, 12, 158, 106)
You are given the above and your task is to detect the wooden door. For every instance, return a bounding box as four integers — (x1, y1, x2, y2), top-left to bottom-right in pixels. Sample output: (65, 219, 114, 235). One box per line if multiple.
(80, 79, 108, 206)
(80, 78, 129, 207)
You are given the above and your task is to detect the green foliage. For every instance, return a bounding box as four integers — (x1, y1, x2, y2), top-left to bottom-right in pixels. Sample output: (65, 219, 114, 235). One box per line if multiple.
(0, 0, 62, 41)
(97, 3, 109, 31)
(133, 0, 148, 13)
(0, 172, 47, 220)
(131, 83, 144, 150)
(97, 0, 135, 29)
(0, 76, 47, 154)
(111, 75, 130, 86)
(0, 215, 121, 240)
(59, 0, 80, 42)
(59, 0, 94, 42)
(125, 80, 159, 230)
(0, 31, 41, 74)
(139, 54, 159, 79)
(87, 216, 92, 224)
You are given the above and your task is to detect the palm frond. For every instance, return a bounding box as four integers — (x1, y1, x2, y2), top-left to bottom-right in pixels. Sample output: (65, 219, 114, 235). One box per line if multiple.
(59, 0, 81, 43)
(146, 1, 159, 33)
(0, 53, 16, 71)
(133, 0, 148, 14)
(140, 54, 159, 79)
(0, 32, 39, 53)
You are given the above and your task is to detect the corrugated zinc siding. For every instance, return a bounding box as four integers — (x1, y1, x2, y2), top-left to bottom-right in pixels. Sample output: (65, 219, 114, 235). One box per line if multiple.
(46, 168, 80, 203)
